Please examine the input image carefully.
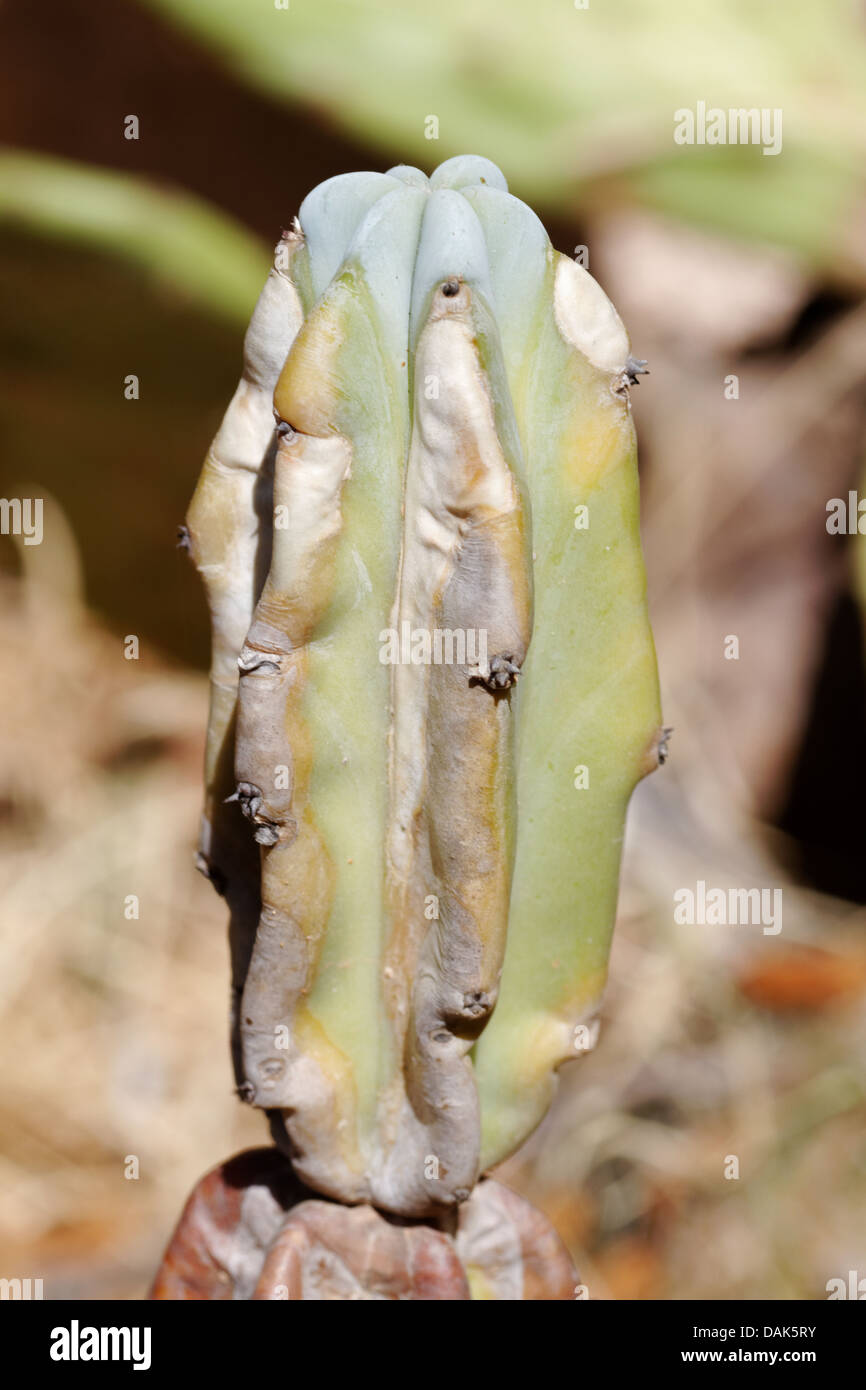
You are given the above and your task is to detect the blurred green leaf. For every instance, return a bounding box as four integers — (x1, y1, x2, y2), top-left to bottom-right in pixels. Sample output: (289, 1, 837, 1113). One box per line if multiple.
(141, 0, 866, 278)
(0, 149, 269, 323)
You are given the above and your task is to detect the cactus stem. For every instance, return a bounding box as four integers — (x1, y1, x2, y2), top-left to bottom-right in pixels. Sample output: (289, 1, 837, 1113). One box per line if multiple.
(182, 158, 663, 1218)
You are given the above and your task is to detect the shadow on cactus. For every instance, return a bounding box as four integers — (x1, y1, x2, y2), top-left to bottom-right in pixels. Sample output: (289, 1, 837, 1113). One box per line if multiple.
(157, 155, 664, 1299)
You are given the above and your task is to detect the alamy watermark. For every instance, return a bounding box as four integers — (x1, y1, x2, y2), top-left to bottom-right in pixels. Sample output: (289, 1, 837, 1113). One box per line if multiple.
(379, 622, 488, 668)
(674, 880, 783, 935)
(674, 102, 782, 157)
(827, 1270, 866, 1299)
(0, 497, 43, 545)
(0, 1277, 43, 1299)
(827, 492, 866, 534)
(50, 1321, 151, 1370)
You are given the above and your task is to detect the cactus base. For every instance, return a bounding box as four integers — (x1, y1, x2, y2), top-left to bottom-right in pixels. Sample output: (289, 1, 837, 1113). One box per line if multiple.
(150, 1150, 578, 1301)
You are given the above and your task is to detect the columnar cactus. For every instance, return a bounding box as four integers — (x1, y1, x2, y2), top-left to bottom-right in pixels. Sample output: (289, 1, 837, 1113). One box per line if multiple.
(185, 155, 663, 1222)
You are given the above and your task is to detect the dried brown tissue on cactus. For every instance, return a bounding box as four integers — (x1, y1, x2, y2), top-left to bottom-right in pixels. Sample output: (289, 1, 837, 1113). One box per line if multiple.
(168, 153, 663, 1296)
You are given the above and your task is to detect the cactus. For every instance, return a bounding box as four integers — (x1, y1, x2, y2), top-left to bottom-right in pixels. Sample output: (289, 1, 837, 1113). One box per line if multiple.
(185, 155, 663, 1224)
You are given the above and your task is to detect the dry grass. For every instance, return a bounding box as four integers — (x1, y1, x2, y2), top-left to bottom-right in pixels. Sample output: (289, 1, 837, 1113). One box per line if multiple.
(0, 527, 260, 1297)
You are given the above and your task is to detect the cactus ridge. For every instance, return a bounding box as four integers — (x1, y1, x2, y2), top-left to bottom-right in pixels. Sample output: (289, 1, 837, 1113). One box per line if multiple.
(186, 156, 662, 1216)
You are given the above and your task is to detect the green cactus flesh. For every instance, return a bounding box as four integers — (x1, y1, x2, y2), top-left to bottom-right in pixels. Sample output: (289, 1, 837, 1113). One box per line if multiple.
(186, 155, 663, 1217)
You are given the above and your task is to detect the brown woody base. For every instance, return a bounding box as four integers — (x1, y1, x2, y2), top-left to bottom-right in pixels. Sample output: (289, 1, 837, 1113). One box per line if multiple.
(150, 1148, 577, 1300)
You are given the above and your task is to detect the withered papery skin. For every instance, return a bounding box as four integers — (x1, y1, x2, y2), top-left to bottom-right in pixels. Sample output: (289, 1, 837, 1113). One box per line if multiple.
(150, 1150, 577, 1301)
(185, 228, 306, 1087)
(185, 157, 662, 1218)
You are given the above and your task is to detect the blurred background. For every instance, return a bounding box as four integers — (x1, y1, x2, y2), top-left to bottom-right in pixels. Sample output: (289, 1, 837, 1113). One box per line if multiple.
(2, 0, 866, 1299)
